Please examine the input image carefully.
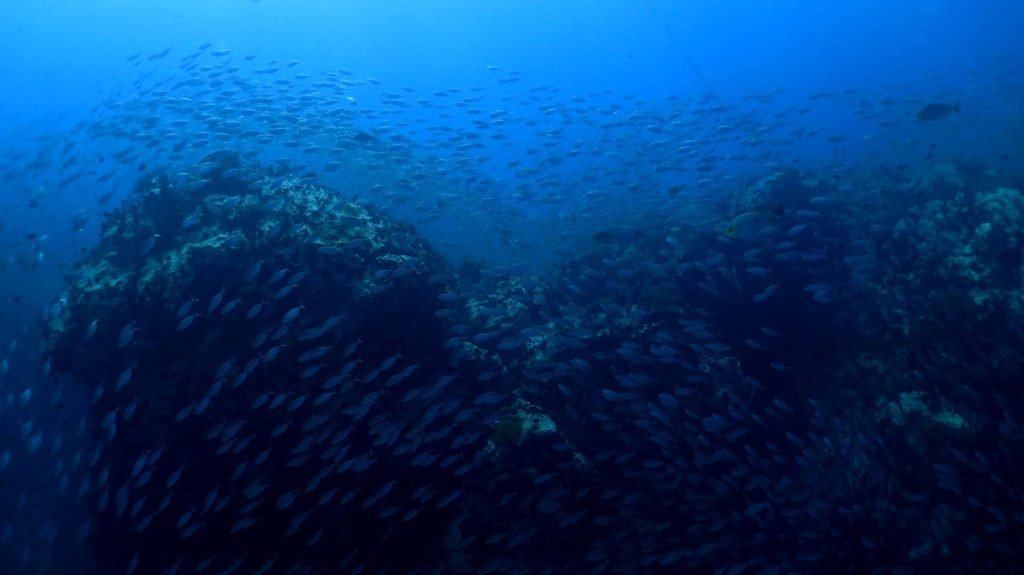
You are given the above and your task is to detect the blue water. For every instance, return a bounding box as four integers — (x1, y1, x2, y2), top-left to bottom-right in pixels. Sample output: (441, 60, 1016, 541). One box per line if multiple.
(1, 1, 1023, 573)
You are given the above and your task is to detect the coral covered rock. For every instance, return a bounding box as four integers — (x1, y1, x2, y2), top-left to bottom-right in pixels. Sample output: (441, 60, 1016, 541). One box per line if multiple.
(42, 153, 484, 574)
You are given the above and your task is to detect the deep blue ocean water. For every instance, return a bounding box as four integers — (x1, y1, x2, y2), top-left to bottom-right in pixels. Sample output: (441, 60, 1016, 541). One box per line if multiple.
(1, 2, 1023, 573)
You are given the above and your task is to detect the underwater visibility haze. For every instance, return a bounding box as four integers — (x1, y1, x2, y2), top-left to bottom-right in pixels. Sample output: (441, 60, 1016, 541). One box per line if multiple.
(1, 1, 1024, 573)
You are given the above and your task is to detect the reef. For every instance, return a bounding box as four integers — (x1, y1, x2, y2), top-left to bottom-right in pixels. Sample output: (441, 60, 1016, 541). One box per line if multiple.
(37, 155, 1024, 573)
(873, 181, 1024, 393)
(43, 152, 486, 573)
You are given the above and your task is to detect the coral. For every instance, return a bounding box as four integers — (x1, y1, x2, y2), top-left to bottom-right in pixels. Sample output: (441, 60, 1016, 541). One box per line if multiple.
(884, 186, 1024, 307)
(490, 398, 557, 446)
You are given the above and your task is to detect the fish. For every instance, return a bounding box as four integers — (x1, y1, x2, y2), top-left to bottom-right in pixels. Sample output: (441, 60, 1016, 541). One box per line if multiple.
(722, 205, 784, 240)
(282, 305, 305, 324)
(245, 260, 264, 281)
(245, 302, 266, 320)
(140, 234, 159, 255)
(916, 102, 960, 121)
(174, 299, 195, 319)
(206, 288, 225, 313)
(298, 346, 331, 363)
(181, 210, 203, 228)
(147, 47, 172, 61)
(117, 322, 137, 348)
(297, 327, 328, 341)
(229, 516, 257, 534)
(435, 488, 463, 508)
(751, 284, 778, 303)
(219, 299, 241, 315)
(165, 467, 184, 489)
(176, 314, 199, 331)
(116, 366, 134, 389)
(273, 284, 296, 300)
(473, 391, 506, 405)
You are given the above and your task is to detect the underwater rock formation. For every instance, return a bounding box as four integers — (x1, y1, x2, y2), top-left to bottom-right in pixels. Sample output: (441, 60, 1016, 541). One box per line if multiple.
(877, 183, 1024, 387)
(42, 152, 492, 573)
(37, 154, 1024, 573)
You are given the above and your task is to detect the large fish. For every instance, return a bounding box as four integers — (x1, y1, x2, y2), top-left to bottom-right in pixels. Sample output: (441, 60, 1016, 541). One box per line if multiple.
(916, 102, 960, 121)
(723, 205, 784, 240)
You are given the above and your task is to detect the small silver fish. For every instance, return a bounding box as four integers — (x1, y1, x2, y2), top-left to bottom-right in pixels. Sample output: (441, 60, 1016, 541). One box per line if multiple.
(117, 322, 137, 348)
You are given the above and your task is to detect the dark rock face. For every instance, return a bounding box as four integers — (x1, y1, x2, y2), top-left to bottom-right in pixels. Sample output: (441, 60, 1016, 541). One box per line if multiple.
(44, 153, 488, 573)
(44, 154, 1024, 573)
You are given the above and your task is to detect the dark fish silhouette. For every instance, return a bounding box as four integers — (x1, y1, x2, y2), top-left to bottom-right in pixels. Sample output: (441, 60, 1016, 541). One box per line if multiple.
(916, 102, 960, 121)
(147, 47, 172, 61)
